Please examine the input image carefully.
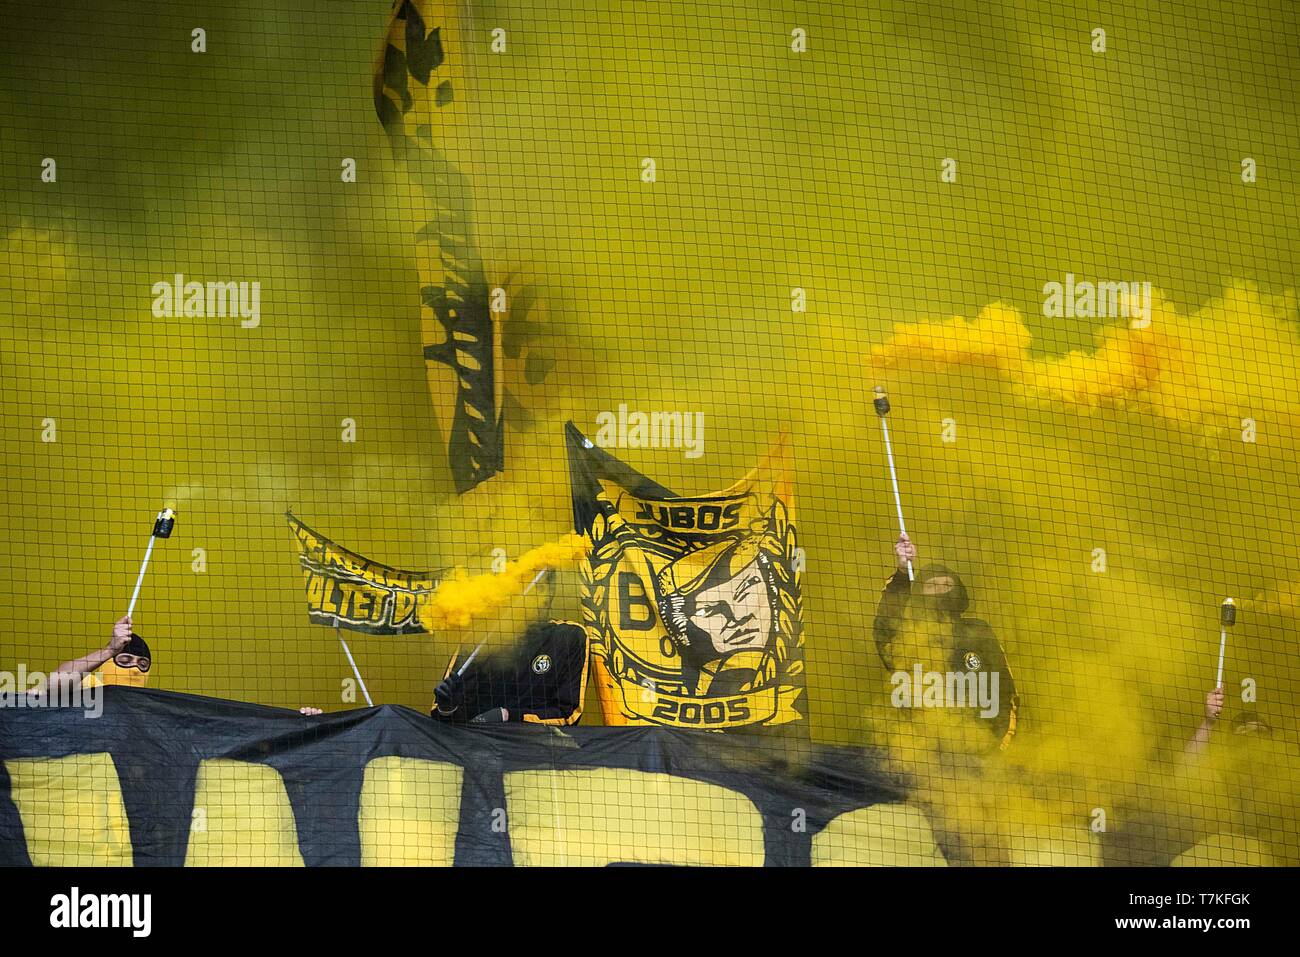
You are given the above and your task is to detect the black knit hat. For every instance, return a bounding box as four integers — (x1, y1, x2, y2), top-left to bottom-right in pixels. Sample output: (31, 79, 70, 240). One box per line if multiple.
(114, 632, 152, 670)
(916, 564, 970, 617)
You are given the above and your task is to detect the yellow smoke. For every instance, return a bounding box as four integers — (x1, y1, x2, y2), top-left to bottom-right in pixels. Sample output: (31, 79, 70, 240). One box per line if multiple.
(1251, 582, 1300, 618)
(869, 284, 1300, 443)
(1, 225, 74, 320)
(797, 281, 1300, 865)
(420, 533, 587, 632)
(4, 0, 1295, 867)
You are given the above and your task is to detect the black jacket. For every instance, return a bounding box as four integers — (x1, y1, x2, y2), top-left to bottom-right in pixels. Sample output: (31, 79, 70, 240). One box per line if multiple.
(434, 620, 589, 725)
(872, 568, 1019, 750)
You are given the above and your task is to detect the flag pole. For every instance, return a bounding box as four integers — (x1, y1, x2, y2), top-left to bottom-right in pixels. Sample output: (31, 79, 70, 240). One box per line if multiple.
(1216, 598, 1235, 689)
(127, 508, 176, 617)
(334, 621, 374, 707)
(456, 567, 551, 676)
(873, 387, 914, 581)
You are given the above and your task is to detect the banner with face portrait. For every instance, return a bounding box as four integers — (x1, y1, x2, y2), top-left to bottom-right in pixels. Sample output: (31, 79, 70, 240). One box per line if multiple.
(286, 513, 442, 635)
(570, 428, 805, 729)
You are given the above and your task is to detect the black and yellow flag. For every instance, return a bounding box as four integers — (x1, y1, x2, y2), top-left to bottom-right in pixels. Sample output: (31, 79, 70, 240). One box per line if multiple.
(373, 1, 561, 494)
(373, 0, 501, 493)
(286, 513, 442, 635)
(569, 428, 806, 729)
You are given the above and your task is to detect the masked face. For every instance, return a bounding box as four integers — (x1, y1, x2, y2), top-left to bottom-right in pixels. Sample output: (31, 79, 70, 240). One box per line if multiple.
(687, 558, 773, 657)
(114, 651, 151, 672)
(94, 633, 153, 687)
(1232, 720, 1270, 738)
(912, 565, 969, 619)
(92, 658, 152, 688)
(920, 575, 955, 597)
(915, 576, 951, 617)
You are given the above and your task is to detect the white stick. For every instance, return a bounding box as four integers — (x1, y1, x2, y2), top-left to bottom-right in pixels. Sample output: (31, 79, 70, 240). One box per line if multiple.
(456, 644, 482, 676)
(456, 567, 550, 676)
(523, 568, 548, 595)
(878, 417, 914, 581)
(1215, 626, 1227, 689)
(336, 627, 374, 707)
(126, 535, 157, 618)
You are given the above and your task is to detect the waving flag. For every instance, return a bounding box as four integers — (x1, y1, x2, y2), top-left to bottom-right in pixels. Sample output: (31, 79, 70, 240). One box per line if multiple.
(286, 512, 443, 635)
(374, 1, 563, 493)
(373, 0, 503, 493)
(569, 427, 805, 729)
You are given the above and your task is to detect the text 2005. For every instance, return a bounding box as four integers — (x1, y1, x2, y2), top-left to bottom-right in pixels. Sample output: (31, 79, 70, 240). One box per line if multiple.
(652, 698, 751, 725)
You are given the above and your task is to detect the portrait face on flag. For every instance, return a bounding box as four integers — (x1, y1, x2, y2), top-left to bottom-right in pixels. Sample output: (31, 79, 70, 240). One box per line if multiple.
(576, 438, 804, 730)
(655, 535, 779, 693)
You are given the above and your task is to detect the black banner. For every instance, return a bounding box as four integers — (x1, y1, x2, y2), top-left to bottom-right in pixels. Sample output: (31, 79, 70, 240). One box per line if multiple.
(0, 687, 906, 867)
(374, 0, 504, 494)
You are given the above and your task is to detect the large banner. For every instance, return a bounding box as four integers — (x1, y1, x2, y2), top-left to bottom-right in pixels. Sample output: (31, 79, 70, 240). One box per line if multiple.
(374, 0, 564, 494)
(286, 512, 442, 634)
(374, 0, 503, 493)
(569, 427, 806, 729)
(0, 688, 928, 867)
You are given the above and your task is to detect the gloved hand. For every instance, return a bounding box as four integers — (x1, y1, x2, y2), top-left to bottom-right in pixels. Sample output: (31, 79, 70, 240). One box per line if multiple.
(434, 672, 466, 714)
(470, 707, 509, 724)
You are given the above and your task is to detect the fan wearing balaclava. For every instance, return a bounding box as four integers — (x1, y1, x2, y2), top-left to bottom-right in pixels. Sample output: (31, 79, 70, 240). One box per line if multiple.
(431, 570, 590, 725)
(873, 534, 1018, 750)
(39, 615, 153, 697)
(874, 536, 968, 667)
(83, 631, 152, 689)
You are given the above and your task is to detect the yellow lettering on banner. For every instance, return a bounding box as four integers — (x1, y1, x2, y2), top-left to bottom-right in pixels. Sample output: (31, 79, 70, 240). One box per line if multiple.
(291, 523, 319, 556)
(811, 804, 947, 866)
(358, 757, 462, 866)
(5, 754, 133, 865)
(390, 590, 416, 625)
(303, 569, 326, 610)
(504, 768, 765, 866)
(350, 584, 377, 621)
(318, 578, 340, 617)
(185, 760, 304, 866)
(336, 581, 360, 619)
(337, 551, 368, 578)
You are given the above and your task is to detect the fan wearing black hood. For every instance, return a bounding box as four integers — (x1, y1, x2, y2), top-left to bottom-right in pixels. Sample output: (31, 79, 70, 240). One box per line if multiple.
(874, 534, 1019, 750)
(432, 619, 589, 725)
(874, 536, 968, 668)
(39, 615, 153, 695)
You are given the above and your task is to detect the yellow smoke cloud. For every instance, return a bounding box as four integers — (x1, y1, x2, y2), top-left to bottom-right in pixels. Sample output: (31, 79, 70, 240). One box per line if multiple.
(1, 225, 72, 315)
(420, 533, 587, 632)
(869, 284, 1300, 444)
(798, 281, 1300, 864)
(1251, 582, 1300, 618)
